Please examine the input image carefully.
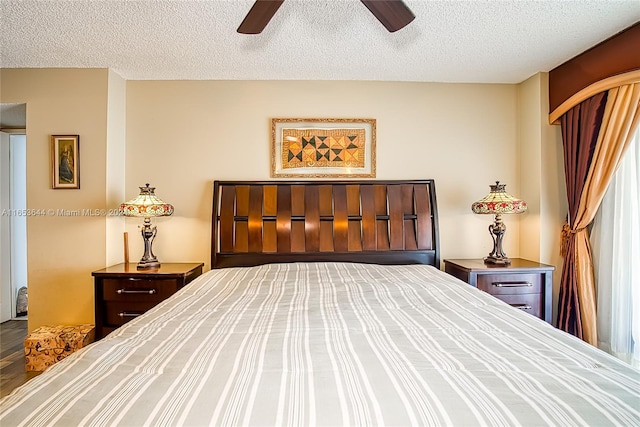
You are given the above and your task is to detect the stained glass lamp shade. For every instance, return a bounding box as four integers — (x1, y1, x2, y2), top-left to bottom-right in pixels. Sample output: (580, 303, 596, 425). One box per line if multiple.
(120, 184, 174, 269)
(471, 181, 527, 265)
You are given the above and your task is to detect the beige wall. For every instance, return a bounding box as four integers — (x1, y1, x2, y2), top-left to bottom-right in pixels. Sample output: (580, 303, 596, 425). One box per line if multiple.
(517, 72, 567, 323)
(1, 69, 566, 330)
(0, 69, 110, 331)
(106, 71, 126, 266)
(124, 80, 521, 269)
(517, 75, 543, 261)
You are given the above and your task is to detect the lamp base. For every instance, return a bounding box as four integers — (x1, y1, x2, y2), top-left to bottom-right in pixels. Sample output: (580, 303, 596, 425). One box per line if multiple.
(137, 260, 161, 270)
(484, 255, 511, 265)
(485, 213, 511, 266)
(137, 217, 160, 270)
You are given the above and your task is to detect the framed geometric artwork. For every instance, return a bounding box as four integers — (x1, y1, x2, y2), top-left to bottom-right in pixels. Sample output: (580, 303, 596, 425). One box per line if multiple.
(51, 135, 80, 189)
(271, 118, 376, 178)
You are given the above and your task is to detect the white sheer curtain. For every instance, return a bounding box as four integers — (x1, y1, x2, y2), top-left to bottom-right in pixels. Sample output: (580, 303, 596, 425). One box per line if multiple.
(591, 126, 640, 367)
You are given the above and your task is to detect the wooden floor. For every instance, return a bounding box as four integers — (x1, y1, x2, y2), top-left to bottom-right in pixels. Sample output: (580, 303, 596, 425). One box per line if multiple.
(0, 320, 40, 398)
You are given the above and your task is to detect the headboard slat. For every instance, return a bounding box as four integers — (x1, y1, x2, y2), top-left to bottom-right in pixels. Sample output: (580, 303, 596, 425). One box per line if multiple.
(320, 220, 334, 252)
(388, 185, 404, 250)
(346, 185, 361, 216)
(219, 185, 236, 252)
(235, 222, 249, 253)
(319, 185, 333, 216)
(346, 185, 362, 252)
(374, 185, 387, 216)
(404, 219, 418, 250)
(333, 185, 349, 252)
(402, 184, 414, 214)
(403, 184, 418, 250)
(264, 186, 277, 216)
(235, 186, 250, 252)
(291, 186, 304, 216)
(212, 180, 439, 268)
(236, 186, 250, 216)
(360, 185, 377, 251)
(276, 186, 292, 253)
(291, 221, 305, 252)
(348, 220, 363, 252)
(263, 221, 277, 253)
(374, 185, 390, 250)
(248, 186, 264, 253)
(263, 186, 278, 252)
(415, 184, 433, 250)
(304, 185, 320, 252)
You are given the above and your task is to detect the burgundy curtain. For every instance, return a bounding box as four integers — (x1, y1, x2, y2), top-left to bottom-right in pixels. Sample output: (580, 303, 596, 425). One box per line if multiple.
(557, 92, 608, 338)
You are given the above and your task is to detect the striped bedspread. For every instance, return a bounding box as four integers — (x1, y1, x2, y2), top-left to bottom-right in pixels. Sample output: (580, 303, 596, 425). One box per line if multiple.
(2, 263, 639, 426)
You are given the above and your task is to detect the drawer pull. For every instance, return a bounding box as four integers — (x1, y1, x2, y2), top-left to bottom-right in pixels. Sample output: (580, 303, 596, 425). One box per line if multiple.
(492, 282, 533, 288)
(118, 311, 142, 318)
(117, 288, 157, 295)
(512, 304, 532, 310)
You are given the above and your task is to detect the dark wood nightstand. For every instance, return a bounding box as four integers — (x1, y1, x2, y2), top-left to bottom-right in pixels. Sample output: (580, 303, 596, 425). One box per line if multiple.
(92, 263, 204, 339)
(443, 258, 554, 323)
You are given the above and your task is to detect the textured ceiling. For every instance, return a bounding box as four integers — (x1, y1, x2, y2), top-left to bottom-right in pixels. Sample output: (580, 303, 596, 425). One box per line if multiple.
(1, 0, 639, 83)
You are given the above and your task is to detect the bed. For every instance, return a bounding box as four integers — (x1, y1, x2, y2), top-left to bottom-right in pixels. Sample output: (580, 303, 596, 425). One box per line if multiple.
(1, 179, 639, 426)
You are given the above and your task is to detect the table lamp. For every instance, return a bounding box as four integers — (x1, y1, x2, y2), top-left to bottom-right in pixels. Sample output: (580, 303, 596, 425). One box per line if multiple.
(471, 181, 527, 265)
(120, 183, 174, 269)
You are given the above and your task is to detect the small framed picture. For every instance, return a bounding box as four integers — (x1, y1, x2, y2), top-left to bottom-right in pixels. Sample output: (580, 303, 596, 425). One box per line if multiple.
(51, 135, 80, 189)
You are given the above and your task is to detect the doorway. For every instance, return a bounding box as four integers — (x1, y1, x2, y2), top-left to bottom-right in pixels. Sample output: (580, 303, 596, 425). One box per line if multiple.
(1, 103, 27, 322)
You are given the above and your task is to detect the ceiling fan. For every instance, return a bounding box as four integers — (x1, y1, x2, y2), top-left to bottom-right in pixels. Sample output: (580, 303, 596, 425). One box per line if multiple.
(237, 0, 415, 34)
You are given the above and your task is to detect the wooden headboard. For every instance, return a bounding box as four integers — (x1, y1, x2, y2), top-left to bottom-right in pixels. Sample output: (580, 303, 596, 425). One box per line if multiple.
(211, 180, 440, 268)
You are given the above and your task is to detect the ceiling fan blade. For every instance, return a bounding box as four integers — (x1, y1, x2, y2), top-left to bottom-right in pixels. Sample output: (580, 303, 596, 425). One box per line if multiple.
(360, 0, 415, 32)
(237, 0, 285, 34)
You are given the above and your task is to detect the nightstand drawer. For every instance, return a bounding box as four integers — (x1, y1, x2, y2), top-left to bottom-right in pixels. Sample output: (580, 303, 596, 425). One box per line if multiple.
(103, 278, 178, 302)
(477, 273, 542, 295)
(105, 301, 158, 326)
(495, 293, 542, 318)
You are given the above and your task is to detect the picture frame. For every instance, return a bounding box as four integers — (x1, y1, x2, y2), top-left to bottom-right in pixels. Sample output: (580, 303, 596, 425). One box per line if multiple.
(51, 135, 80, 189)
(271, 118, 376, 178)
